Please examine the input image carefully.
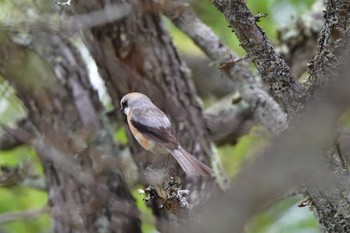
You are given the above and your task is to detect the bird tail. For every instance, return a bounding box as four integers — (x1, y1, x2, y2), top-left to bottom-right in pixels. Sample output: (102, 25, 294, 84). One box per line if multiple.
(169, 146, 213, 176)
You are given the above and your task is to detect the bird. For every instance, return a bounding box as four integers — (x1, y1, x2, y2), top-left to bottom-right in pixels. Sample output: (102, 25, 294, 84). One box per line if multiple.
(120, 92, 213, 176)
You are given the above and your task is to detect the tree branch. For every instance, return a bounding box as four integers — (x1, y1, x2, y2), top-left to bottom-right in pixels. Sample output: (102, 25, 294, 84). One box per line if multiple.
(204, 94, 253, 145)
(307, 0, 350, 97)
(0, 207, 49, 225)
(211, 0, 304, 115)
(163, 1, 287, 133)
(185, 41, 350, 232)
(0, 130, 25, 151)
(276, 3, 323, 79)
(74, 0, 222, 229)
(0, 119, 34, 151)
(0, 24, 141, 232)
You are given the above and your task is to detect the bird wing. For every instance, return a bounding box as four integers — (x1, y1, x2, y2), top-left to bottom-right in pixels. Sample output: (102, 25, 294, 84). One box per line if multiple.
(130, 107, 178, 149)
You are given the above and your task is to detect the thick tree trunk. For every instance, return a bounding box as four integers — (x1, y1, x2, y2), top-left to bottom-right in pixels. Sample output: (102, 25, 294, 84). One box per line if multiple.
(74, 0, 221, 230)
(0, 31, 141, 233)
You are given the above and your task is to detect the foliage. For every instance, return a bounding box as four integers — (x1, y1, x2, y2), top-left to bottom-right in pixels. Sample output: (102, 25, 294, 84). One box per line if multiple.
(132, 187, 156, 233)
(0, 147, 49, 233)
(249, 197, 318, 233)
(0, 77, 49, 233)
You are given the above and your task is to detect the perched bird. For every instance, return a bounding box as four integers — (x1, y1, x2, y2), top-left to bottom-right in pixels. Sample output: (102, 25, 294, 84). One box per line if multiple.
(120, 92, 213, 176)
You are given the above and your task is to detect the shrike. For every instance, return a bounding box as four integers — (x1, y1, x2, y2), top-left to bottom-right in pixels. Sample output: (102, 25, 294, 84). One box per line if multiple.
(120, 92, 213, 176)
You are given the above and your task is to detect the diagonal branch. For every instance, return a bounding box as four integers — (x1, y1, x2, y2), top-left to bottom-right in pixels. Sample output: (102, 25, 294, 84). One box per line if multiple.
(163, 1, 287, 133)
(307, 0, 350, 97)
(0, 207, 49, 225)
(0, 119, 33, 151)
(211, 0, 304, 115)
(185, 35, 350, 232)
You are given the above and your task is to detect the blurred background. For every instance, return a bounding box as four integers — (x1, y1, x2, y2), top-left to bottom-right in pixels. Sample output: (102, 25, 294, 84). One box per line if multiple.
(0, 0, 321, 232)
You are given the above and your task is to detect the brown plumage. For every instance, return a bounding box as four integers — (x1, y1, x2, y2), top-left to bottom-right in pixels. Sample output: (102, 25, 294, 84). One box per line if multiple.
(120, 92, 213, 176)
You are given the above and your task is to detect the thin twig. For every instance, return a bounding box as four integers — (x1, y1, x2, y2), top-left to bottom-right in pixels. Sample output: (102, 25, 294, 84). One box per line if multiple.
(0, 207, 49, 225)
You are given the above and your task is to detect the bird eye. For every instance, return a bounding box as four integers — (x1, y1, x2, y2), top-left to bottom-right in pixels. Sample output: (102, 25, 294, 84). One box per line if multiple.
(120, 100, 128, 113)
(121, 100, 127, 108)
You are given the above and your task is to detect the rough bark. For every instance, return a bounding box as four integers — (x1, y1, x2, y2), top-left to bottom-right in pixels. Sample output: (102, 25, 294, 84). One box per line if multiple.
(302, 1, 350, 232)
(185, 34, 350, 232)
(211, 0, 304, 116)
(2, 0, 350, 232)
(163, 0, 287, 134)
(307, 0, 350, 98)
(0, 30, 141, 233)
(72, 0, 221, 231)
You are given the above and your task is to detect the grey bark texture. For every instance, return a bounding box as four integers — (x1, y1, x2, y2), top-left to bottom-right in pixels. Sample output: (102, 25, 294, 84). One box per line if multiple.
(1, 0, 350, 233)
(0, 31, 141, 232)
(73, 1, 221, 230)
(164, 0, 288, 134)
